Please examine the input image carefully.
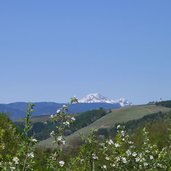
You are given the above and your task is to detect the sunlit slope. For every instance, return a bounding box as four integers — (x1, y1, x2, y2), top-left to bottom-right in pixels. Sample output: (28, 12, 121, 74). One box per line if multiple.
(39, 105, 171, 148)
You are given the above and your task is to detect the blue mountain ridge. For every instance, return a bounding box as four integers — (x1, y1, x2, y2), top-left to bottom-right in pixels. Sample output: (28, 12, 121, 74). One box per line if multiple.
(0, 102, 121, 120)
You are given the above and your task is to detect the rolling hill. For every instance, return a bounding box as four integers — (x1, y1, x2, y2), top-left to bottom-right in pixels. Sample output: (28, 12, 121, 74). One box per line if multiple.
(38, 104, 171, 148)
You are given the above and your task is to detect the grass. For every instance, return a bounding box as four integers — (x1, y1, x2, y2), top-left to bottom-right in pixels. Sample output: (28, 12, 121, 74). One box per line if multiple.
(38, 104, 171, 148)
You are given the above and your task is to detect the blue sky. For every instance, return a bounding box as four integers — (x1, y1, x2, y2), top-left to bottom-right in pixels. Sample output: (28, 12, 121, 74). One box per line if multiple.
(0, 0, 171, 104)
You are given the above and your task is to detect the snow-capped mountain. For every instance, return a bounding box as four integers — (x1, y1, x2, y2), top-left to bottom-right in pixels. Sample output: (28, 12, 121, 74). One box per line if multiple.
(78, 93, 131, 107)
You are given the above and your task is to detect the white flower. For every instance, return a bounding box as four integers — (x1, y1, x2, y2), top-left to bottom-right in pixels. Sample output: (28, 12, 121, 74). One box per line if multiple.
(63, 121, 70, 126)
(114, 143, 120, 148)
(128, 141, 133, 144)
(63, 105, 67, 108)
(71, 117, 75, 121)
(61, 140, 65, 145)
(13, 157, 19, 165)
(117, 125, 121, 129)
(110, 163, 115, 167)
(50, 131, 55, 137)
(122, 157, 127, 164)
(56, 109, 61, 114)
(59, 160, 65, 167)
(121, 130, 125, 137)
(10, 166, 15, 171)
(145, 150, 150, 153)
(157, 163, 163, 168)
(126, 150, 132, 156)
(149, 155, 154, 160)
(50, 114, 54, 119)
(31, 138, 37, 143)
(132, 152, 137, 157)
(139, 153, 143, 158)
(92, 153, 98, 160)
(27, 152, 34, 158)
(135, 157, 140, 162)
(100, 143, 105, 146)
(105, 156, 110, 161)
(80, 159, 84, 164)
(116, 156, 120, 162)
(130, 145, 135, 149)
(57, 136, 65, 145)
(57, 136, 63, 141)
(107, 139, 114, 145)
(144, 162, 148, 167)
(102, 165, 107, 170)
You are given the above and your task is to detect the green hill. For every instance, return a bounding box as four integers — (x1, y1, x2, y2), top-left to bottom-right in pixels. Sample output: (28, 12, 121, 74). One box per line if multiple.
(15, 109, 107, 141)
(38, 104, 171, 148)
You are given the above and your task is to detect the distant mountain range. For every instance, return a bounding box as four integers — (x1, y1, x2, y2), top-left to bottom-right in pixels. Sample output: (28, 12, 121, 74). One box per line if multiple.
(0, 93, 131, 120)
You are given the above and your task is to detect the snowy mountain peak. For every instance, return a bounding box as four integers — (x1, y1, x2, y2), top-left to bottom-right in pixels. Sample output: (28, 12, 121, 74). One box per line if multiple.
(78, 93, 132, 107)
(79, 93, 112, 104)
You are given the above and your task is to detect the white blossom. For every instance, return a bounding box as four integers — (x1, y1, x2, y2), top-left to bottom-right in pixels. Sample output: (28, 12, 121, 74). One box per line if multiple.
(80, 159, 84, 164)
(135, 157, 140, 162)
(132, 152, 137, 157)
(107, 139, 114, 145)
(157, 163, 163, 168)
(146, 150, 150, 153)
(150, 155, 154, 160)
(116, 156, 120, 162)
(10, 166, 15, 171)
(71, 117, 76, 121)
(92, 153, 98, 160)
(13, 157, 19, 165)
(50, 114, 54, 119)
(114, 143, 120, 148)
(56, 109, 61, 114)
(59, 160, 65, 167)
(121, 130, 125, 137)
(31, 138, 37, 143)
(122, 157, 127, 164)
(110, 163, 115, 167)
(117, 125, 121, 129)
(105, 156, 110, 161)
(50, 131, 55, 137)
(63, 121, 70, 126)
(102, 165, 107, 170)
(27, 152, 34, 158)
(57, 136, 65, 145)
(126, 149, 132, 156)
(144, 162, 148, 167)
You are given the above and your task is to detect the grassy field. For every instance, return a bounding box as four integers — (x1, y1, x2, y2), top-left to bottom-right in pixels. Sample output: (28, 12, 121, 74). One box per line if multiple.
(16, 115, 51, 123)
(17, 114, 78, 123)
(38, 104, 171, 148)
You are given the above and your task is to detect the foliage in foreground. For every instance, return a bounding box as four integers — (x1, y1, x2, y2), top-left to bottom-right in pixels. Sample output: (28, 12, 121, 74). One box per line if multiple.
(1, 98, 171, 170)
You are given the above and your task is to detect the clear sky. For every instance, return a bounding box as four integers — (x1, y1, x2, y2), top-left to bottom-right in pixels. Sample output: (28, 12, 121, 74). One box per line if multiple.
(0, 0, 171, 104)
